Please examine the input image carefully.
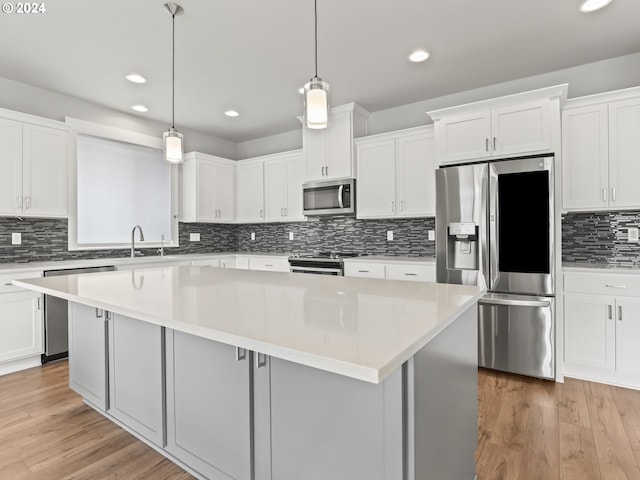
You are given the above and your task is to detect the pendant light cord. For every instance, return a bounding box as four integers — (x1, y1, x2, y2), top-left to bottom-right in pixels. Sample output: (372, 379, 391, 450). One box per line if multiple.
(314, 0, 318, 78)
(171, 9, 176, 129)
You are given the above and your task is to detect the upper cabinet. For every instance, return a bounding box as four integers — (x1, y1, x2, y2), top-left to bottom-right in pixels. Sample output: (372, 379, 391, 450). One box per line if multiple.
(235, 160, 265, 223)
(264, 150, 305, 222)
(181, 152, 235, 223)
(0, 110, 69, 218)
(562, 87, 640, 211)
(303, 103, 369, 181)
(356, 126, 436, 219)
(428, 85, 566, 165)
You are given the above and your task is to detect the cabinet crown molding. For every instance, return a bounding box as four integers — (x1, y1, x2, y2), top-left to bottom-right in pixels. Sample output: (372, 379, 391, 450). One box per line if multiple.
(427, 84, 568, 122)
(563, 85, 640, 110)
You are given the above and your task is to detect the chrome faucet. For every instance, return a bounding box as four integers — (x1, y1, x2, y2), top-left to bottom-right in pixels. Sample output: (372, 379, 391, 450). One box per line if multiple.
(158, 234, 165, 257)
(131, 225, 145, 259)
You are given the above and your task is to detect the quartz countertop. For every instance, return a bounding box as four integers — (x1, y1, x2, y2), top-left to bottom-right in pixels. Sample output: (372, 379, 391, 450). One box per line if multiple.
(344, 256, 435, 265)
(563, 262, 640, 274)
(14, 266, 483, 384)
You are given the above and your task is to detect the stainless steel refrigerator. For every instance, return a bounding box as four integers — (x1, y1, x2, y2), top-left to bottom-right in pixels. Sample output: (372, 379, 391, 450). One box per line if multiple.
(436, 155, 555, 379)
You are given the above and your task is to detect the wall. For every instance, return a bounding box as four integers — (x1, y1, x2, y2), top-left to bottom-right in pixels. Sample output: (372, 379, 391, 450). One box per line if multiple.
(562, 211, 640, 266)
(0, 217, 435, 264)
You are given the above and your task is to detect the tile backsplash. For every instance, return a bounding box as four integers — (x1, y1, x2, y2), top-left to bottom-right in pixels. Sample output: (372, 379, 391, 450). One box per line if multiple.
(0, 216, 436, 264)
(562, 210, 640, 266)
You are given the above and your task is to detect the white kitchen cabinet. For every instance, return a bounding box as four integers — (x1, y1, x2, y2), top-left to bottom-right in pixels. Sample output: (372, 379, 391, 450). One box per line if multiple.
(563, 270, 640, 389)
(0, 112, 69, 217)
(248, 256, 290, 272)
(181, 152, 235, 223)
(385, 263, 435, 282)
(344, 259, 436, 283)
(562, 88, 640, 211)
(165, 330, 252, 480)
(428, 85, 566, 165)
(108, 313, 164, 446)
(219, 256, 236, 269)
(0, 271, 43, 375)
(235, 160, 265, 223)
(264, 150, 305, 222)
(191, 258, 220, 267)
(356, 127, 435, 219)
(68, 302, 108, 410)
(303, 103, 369, 181)
(343, 262, 386, 279)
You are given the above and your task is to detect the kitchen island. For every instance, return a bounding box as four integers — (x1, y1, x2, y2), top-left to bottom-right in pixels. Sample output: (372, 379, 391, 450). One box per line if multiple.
(15, 265, 483, 480)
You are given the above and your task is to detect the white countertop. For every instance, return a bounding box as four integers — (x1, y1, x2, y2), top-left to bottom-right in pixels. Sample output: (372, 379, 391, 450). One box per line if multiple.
(563, 262, 640, 274)
(14, 266, 483, 384)
(344, 256, 435, 265)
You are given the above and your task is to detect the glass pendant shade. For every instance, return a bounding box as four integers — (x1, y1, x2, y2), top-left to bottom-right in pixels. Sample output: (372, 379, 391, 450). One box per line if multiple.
(304, 77, 330, 129)
(163, 128, 184, 164)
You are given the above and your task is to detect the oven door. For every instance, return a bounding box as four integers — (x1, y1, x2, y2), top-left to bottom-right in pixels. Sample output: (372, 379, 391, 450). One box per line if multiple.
(478, 293, 555, 380)
(488, 156, 554, 295)
(290, 266, 342, 276)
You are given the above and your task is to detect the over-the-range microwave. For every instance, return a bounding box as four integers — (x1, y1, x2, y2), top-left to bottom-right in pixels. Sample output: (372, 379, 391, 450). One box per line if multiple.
(302, 178, 355, 216)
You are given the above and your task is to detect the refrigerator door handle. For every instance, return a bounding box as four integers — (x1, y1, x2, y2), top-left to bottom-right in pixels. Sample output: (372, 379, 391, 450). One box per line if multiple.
(479, 297, 551, 308)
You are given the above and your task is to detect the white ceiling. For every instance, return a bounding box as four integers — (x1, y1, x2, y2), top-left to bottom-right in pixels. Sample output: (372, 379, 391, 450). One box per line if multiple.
(2, 0, 640, 143)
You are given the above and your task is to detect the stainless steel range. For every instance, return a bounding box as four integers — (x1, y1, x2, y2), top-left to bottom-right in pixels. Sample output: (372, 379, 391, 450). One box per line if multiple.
(288, 252, 362, 276)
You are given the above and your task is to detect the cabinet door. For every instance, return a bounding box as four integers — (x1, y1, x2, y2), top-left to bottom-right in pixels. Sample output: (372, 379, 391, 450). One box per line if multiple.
(385, 263, 435, 282)
(434, 111, 491, 164)
(264, 159, 286, 221)
(343, 262, 386, 279)
(609, 97, 640, 209)
(304, 127, 327, 180)
(491, 100, 551, 157)
(214, 161, 235, 222)
(108, 314, 164, 446)
(564, 294, 615, 371)
(165, 330, 251, 480)
(561, 104, 609, 210)
(196, 159, 217, 221)
(284, 154, 305, 221)
(68, 302, 108, 410)
(326, 109, 353, 179)
(0, 291, 42, 363)
(235, 162, 264, 222)
(615, 297, 640, 377)
(397, 131, 436, 217)
(355, 139, 396, 218)
(22, 123, 68, 217)
(0, 118, 22, 215)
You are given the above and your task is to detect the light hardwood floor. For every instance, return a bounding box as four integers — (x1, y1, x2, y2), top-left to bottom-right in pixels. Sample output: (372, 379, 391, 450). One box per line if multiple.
(1, 361, 639, 479)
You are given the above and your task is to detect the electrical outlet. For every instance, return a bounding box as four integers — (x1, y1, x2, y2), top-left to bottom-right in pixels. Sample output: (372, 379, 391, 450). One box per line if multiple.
(289, 231, 294, 241)
(387, 230, 394, 241)
(428, 230, 435, 241)
(11, 232, 21, 245)
(628, 227, 639, 243)
(189, 233, 200, 242)
(251, 232, 256, 241)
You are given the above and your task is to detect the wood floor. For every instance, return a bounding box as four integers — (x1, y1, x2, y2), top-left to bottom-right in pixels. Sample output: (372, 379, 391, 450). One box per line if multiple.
(1, 362, 639, 479)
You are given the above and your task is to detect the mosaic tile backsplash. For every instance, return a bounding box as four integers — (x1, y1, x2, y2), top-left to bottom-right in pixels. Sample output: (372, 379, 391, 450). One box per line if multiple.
(562, 210, 640, 266)
(0, 216, 436, 264)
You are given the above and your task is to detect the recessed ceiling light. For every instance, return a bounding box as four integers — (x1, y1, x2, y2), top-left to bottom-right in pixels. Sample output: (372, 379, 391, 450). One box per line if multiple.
(578, 0, 612, 12)
(125, 73, 147, 84)
(132, 105, 148, 112)
(224, 110, 239, 117)
(408, 49, 430, 63)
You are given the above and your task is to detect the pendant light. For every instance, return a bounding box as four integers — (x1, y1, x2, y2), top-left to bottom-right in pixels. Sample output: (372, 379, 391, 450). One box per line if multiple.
(303, 0, 330, 129)
(163, 3, 184, 163)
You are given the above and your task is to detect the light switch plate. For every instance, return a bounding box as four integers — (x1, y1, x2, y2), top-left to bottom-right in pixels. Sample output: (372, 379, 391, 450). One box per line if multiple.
(251, 232, 256, 241)
(289, 232, 294, 241)
(189, 233, 200, 242)
(428, 230, 435, 241)
(11, 232, 21, 245)
(387, 230, 393, 241)
(628, 227, 639, 243)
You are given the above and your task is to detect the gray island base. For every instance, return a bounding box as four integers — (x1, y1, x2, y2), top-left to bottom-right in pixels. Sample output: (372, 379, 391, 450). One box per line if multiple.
(15, 265, 482, 480)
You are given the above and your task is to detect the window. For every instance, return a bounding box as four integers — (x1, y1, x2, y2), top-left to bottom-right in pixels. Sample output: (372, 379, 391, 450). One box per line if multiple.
(67, 118, 178, 250)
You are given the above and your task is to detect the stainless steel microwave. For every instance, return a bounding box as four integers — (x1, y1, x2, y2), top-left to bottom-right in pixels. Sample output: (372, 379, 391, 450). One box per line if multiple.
(302, 178, 355, 216)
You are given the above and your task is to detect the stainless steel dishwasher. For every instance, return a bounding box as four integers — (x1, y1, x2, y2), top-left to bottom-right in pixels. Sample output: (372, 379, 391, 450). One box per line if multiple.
(42, 265, 116, 363)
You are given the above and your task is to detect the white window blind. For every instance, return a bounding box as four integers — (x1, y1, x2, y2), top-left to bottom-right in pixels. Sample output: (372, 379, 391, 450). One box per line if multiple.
(76, 134, 173, 245)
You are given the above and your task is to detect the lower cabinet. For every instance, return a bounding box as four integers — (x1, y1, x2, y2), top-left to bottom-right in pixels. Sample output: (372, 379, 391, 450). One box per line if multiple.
(563, 271, 640, 389)
(68, 302, 108, 410)
(344, 260, 435, 282)
(165, 330, 252, 480)
(108, 313, 164, 447)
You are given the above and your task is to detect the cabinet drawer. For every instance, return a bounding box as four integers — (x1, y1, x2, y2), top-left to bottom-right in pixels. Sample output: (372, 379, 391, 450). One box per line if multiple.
(248, 257, 290, 272)
(344, 263, 386, 279)
(564, 272, 640, 296)
(0, 271, 42, 294)
(385, 264, 435, 282)
(191, 258, 221, 267)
